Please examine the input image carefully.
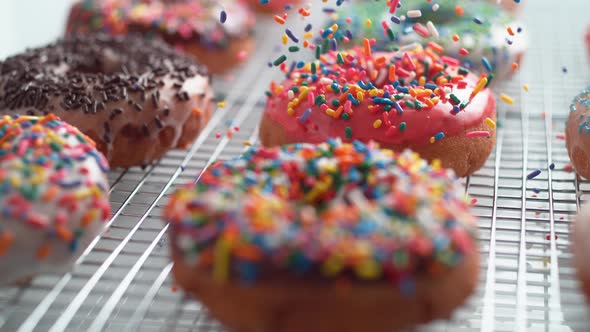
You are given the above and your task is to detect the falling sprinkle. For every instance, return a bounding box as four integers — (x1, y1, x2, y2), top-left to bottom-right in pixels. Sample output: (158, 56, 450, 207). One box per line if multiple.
(407, 10, 422, 18)
(274, 15, 286, 25)
(527, 169, 541, 180)
(413, 23, 430, 38)
(499, 93, 514, 105)
(273, 55, 287, 66)
(481, 57, 492, 72)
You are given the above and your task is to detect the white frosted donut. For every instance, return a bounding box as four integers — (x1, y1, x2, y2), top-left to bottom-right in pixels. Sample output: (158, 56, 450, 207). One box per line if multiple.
(0, 114, 110, 285)
(0, 34, 214, 168)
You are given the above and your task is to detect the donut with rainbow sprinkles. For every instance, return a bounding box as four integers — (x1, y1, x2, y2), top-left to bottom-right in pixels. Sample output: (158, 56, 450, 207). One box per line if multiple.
(0, 114, 110, 285)
(165, 139, 479, 332)
(260, 45, 497, 177)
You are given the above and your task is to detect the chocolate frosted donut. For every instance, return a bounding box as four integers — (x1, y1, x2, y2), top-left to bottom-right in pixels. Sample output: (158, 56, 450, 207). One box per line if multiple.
(0, 34, 214, 168)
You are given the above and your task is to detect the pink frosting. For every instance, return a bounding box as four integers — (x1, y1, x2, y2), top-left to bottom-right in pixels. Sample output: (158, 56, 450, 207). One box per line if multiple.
(264, 49, 496, 147)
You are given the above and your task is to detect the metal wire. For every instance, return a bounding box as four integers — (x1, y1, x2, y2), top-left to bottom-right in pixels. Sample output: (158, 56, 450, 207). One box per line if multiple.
(1, 0, 590, 331)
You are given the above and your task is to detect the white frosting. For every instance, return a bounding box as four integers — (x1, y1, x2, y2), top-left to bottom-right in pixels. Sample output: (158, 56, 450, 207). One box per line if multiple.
(0, 118, 110, 284)
(0, 71, 213, 165)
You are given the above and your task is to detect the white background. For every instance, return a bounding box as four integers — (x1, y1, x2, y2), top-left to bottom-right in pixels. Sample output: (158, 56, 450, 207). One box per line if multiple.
(0, 0, 72, 59)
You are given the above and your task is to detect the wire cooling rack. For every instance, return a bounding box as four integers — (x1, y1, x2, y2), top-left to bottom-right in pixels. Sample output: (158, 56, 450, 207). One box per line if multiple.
(1, 0, 590, 331)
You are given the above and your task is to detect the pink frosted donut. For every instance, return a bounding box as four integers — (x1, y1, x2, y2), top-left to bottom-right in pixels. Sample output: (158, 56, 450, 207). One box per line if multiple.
(260, 46, 497, 177)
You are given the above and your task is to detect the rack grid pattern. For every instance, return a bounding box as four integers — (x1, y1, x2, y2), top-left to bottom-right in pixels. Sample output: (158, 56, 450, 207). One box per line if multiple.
(1, 0, 590, 331)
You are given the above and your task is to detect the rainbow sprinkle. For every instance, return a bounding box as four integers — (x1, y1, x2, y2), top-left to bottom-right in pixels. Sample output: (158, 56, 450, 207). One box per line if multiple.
(165, 139, 477, 287)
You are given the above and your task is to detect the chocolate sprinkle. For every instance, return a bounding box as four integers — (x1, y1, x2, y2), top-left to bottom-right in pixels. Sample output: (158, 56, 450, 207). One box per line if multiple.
(0, 34, 210, 125)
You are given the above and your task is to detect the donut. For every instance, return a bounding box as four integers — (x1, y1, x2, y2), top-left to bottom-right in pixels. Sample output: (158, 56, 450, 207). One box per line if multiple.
(0, 114, 110, 285)
(574, 204, 590, 302)
(322, 0, 526, 82)
(566, 86, 590, 179)
(65, 0, 256, 74)
(165, 139, 479, 332)
(0, 34, 214, 168)
(246, 0, 301, 13)
(260, 45, 497, 177)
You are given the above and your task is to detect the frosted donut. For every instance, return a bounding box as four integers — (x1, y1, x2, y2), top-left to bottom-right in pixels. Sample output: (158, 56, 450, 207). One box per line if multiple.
(566, 86, 590, 179)
(573, 203, 590, 302)
(0, 34, 214, 168)
(65, 0, 256, 73)
(322, 0, 526, 82)
(0, 114, 110, 285)
(260, 46, 497, 177)
(165, 139, 479, 332)
(245, 0, 301, 13)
